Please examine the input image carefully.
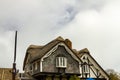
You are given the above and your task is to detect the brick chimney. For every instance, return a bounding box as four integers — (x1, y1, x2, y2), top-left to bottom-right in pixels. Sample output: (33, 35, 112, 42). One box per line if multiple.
(65, 39, 72, 49)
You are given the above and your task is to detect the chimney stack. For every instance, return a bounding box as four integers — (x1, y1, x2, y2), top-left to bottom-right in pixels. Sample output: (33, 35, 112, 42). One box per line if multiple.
(65, 39, 72, 49)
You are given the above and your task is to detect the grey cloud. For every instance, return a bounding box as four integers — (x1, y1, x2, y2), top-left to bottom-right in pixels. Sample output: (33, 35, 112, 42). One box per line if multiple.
(74, 0, 108, 13)
(0, 0, 120, 72)
(56, 0, 120, 72)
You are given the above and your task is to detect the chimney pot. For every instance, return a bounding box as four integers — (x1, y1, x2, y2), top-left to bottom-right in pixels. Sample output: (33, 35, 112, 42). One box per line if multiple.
(65, 39, 72, 48)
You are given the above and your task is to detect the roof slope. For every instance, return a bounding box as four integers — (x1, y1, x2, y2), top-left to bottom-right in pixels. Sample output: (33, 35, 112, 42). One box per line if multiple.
(77, 48, 109, 79)
(23, 36, 73, 70)
(23, 36, 89, 70)
(77, 48, 90, 58)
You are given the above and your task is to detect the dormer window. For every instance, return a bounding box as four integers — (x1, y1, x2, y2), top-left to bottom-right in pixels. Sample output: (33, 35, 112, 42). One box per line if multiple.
(56, 57, 67, 68)
(83, 62, 89, 73)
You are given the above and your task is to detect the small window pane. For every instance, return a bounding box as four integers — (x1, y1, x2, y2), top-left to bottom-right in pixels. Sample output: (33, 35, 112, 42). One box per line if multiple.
(83, 65, 89, 73)
(30, 65, 32, 70)
(63, 58, 65, 66)
(56, 57, 67, 68)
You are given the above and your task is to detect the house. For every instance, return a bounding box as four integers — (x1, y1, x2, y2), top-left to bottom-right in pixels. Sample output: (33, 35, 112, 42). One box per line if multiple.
(23, 36, 109, 80)
(0, 68, 19, 80)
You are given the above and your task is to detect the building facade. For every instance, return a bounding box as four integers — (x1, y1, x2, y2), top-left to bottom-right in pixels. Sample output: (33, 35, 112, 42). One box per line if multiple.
(0, 68, 19, 80)
(23, 37, 109, 80)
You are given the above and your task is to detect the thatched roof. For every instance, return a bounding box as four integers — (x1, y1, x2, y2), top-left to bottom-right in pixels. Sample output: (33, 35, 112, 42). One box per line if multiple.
(23, 36, 89, 70)
(23, 36, 66, 70)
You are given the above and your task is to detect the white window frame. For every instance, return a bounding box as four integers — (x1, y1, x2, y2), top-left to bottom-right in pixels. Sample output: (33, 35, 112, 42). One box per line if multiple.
(56, 57, 67, 68)
(83, 64, 89, 73)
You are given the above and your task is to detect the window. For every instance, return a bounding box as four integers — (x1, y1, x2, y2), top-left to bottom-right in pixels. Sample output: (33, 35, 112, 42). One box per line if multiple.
(28, 65, 33, 74)
(82, 57, 89, 74)
(30, 65, 32, 71)
(35, 62, 37, 70)
(56, 57, 67, 68)
(83, 63, 89, 73)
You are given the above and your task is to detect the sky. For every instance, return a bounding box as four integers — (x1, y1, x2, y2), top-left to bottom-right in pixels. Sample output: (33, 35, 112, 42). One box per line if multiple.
(0, 0, 120, 72)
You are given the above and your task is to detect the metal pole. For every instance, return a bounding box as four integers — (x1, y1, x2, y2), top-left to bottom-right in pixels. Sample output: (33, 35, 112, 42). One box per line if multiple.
(14, 31, 17, 63)
(12, 31, 17, 80)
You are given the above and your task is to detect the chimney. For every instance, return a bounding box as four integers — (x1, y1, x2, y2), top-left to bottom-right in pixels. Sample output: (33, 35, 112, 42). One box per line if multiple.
(65, 39, 72, 49)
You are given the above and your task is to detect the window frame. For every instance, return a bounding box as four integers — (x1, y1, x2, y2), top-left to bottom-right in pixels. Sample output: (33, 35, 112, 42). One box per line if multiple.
(56, 57, 67, 68)
(83, 64, 89, 73)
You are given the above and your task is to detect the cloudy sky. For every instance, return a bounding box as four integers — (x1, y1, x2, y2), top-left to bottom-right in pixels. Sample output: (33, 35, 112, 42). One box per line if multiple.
(0, 0, 120, 72)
